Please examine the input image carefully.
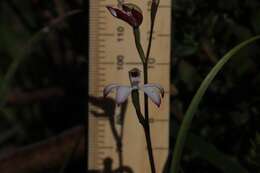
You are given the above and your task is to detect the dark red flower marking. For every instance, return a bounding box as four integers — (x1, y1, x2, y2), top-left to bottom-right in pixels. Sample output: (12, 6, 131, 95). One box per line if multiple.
(107, 3, 143, 27)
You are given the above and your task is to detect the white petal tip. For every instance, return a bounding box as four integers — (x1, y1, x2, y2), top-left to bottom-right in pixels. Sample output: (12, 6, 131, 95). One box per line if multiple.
(107, 6, 118, 17)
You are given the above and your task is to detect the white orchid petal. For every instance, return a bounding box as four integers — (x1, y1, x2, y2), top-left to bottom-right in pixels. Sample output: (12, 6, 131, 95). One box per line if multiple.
(103, 83, 119, 97)
(116, 86, 131, 104)
(142, 86, 162, 107)
(107, 6, 118, 17)
(144, 83, 164, 97)
(110, 8, 118, 17)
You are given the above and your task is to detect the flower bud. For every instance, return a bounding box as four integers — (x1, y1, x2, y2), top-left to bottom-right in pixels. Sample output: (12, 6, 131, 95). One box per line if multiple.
(107, 3, 143, 27)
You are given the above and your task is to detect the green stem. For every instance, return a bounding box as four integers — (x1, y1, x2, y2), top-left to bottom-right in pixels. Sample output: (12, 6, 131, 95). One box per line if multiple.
(146, 21, 155, 61)
(131, 90, 145, 126)
(131, 89, 156, 173)
(143, 62, 156, 173)
(170, 35, 260, 173)
(144, 119, 156, 173)
(146, 0, 159, 60)
(132, 28, 156, 173)
(133, 28, 146, 63)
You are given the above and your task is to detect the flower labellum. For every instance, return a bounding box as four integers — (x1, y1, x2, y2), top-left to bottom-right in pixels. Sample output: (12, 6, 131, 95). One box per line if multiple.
(103, 68, 164, 107)
(106, 3, 143, 27)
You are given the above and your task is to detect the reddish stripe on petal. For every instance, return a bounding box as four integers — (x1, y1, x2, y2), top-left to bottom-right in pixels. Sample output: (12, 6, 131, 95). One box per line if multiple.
(106, 4, 143, 27)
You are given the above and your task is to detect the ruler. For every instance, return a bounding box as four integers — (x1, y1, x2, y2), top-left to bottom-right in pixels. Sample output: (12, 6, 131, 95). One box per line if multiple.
(88, 0, 171, 172)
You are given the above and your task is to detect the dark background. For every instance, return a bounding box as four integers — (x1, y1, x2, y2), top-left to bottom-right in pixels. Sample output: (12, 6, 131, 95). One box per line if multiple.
(0, 0, 259, 173)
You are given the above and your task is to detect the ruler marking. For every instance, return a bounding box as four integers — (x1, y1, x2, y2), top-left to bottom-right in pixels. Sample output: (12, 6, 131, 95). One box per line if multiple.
(126, 62, 169, 66)
(97, 150, 105, 154)
(153, 147, 169, 150)
(97, 139, 105, 144)
(96, 128, 105, 133)
(99, 62, 114, 64)
(98, 21, 106, 25)
(97, 124, 106, 129)
(98, 27, 106, 31)
(98, 146, 114, 149)
(97, 79, 106, 82)
(90, 16, 107, 19)
(98, 38, 106, 41)
(149, 118, 169, 123)
(97, 67, 106, 70)
(158, 5, 171, 8)
(97, 118, 106, 124)
(97, 116, 109, 120)
(125, 62, 142, 65)
(97, 72, 106, 76)
(97, 84, 106, 88)
(97, 125, 106, 130)
(156, 62, 170, 65)
(89, 0, 171, 171)
(97, 128, 106, 132)
(97, 134, 105, 138)
(157, 33, 171, 37)
(98, 10, 106, 13)
(98, 33, 115, 37)
(96, 78, 106, 82)
(98, 49, 105, 52)
(98, 44, 105, 48)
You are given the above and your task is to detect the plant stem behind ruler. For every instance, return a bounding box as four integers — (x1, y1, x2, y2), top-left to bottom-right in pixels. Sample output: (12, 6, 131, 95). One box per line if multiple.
(88, 0, 172, 172)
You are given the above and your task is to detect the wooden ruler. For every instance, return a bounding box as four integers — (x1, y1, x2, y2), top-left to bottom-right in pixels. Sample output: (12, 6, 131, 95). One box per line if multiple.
(88, 0, 171, 172)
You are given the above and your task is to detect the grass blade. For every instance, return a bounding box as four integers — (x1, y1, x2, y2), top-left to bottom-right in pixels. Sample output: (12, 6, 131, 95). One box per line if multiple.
(170, 35, 260, 173)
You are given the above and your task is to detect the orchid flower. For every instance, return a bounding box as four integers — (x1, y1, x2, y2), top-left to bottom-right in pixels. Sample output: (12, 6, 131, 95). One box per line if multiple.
(106, 3, 143, 28)
(103, 68, 164, 107)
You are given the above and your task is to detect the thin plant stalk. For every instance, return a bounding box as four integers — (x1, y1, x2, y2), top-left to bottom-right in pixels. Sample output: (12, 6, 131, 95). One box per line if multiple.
(131, 2, 160, 172)
(133, 28, 156, 173)
(170, 35, 260, 173)
(146, 0, 160, 61)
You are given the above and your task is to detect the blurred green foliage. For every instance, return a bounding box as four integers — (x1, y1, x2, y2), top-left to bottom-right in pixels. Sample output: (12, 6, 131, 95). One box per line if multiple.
(0, 1, 86, 172)
(0, 0, 260, 173)
(172, 0, 260, 172)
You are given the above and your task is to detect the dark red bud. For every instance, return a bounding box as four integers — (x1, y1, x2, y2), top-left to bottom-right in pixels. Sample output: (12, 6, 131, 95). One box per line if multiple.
(106, 3, 143, 27)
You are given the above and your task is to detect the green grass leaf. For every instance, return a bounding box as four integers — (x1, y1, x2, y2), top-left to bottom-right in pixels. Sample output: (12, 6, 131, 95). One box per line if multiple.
(170, 35, 260, 173)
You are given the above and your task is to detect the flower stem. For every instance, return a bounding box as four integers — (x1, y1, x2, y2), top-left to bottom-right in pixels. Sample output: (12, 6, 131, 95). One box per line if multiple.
(133, 28, 145, 64)
(143, 119, 156, 173)
(143, 63, 156, 173)
(133, 28, 156, 173)
(146, 21, 155, 61)
(131, 90, 145, 126)
(146, 0, 159, 60)
(142, 2, 160, 171)
(131, 89, 156, 173)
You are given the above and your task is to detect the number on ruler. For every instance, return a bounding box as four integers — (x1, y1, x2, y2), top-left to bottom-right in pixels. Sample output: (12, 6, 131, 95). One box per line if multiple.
(148, 57, 156, 68)
(117, 55, 124, 70)
(117, 26, 124, 42)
